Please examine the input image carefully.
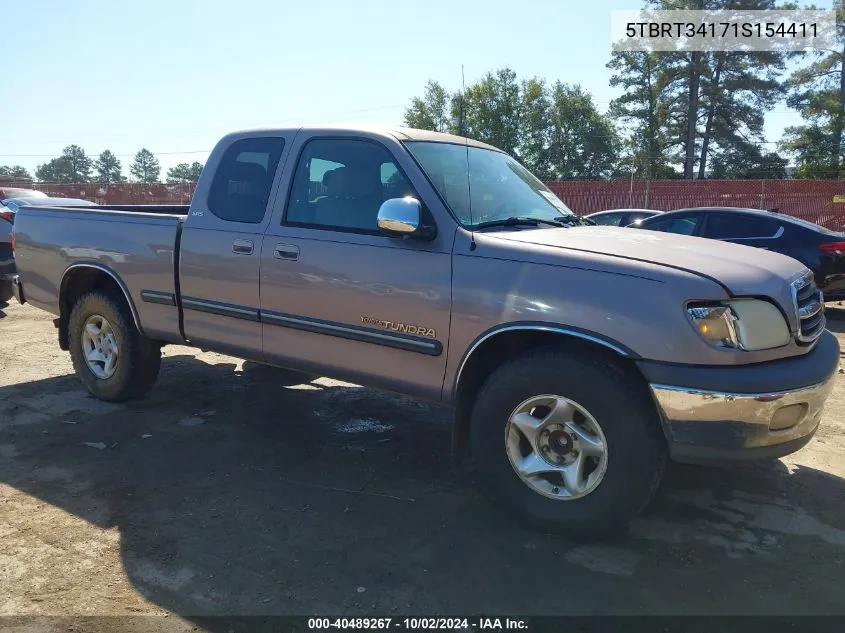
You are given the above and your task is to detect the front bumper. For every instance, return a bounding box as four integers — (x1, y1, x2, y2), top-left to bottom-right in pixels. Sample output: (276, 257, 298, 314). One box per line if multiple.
(641, 330, 840, 464)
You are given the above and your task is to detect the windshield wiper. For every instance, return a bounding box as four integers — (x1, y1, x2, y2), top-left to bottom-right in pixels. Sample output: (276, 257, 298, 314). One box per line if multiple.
(473, 216, 572, 230)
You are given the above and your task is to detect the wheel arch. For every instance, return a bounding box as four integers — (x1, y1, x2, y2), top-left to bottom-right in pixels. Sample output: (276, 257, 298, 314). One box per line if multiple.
(450, 323, 646, 462)
(58, 263, 143, 350)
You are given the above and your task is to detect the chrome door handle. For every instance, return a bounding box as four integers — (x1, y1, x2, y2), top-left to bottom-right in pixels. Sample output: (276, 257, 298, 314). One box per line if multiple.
(274, 244, 300, 260)
(233, 239, 254, 255)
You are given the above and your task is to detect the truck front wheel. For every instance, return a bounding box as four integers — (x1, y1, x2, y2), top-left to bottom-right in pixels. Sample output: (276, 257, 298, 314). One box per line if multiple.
(469, 347, 666, 537)
(68, 291, 161, 402)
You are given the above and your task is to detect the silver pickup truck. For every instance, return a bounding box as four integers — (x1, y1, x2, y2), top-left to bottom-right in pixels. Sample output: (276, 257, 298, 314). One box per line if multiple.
(11, 126, 840, 536)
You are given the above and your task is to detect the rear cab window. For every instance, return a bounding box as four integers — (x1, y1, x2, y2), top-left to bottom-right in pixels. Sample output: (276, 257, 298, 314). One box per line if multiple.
(207, 137, 285, 224)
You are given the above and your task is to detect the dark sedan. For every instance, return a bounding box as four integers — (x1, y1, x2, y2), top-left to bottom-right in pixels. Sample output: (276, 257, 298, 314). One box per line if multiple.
(636, 206, 845, 300)
(584, 208, 663, 227)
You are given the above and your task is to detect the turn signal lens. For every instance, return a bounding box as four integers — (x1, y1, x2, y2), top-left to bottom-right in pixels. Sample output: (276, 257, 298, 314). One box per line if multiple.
(687, 305, 738, 348)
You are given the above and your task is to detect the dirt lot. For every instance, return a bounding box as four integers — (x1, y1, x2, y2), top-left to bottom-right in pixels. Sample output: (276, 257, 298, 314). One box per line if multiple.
(2, 299, 845, 627)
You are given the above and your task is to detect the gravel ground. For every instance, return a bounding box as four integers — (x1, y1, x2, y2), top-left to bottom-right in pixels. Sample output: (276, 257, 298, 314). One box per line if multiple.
(2, 300, 845, 630)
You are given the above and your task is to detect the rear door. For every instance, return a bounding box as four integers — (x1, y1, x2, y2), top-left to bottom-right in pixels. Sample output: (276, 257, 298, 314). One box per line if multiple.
(700, 213, 783, 251)
(178, 133, 294, 358)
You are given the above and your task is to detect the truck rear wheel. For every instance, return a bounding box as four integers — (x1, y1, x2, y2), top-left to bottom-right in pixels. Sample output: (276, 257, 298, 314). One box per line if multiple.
(68, 291, 161, 402)
(469, 347, 666, 537)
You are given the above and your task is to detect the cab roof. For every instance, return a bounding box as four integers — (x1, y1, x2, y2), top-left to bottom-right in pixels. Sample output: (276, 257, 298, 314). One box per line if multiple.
(223, 125, 502, 152)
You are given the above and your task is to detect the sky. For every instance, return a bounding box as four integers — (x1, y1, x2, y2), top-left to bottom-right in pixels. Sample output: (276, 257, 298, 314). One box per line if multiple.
(1, 0, 832, 178)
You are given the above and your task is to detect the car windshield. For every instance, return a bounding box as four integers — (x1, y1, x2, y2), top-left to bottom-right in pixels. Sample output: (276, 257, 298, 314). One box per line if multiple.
(404, 141, 574, 227)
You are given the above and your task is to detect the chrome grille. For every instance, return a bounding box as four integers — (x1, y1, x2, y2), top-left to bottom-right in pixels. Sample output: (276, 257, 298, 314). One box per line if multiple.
(791, 272, 825, 344)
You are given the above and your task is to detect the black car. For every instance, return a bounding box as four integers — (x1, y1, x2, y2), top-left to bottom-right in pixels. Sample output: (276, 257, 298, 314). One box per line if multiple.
(637, 206, 845, 300)
(584, 208, 663, 227)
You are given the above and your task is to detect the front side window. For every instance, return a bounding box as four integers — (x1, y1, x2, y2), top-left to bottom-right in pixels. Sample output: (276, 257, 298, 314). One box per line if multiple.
(207, 137, 285, 224)
(405, 141, 574, 227)
(704, 214, 780, 239)
(285, 139, 415, 232)
(643, 215, 700, 235)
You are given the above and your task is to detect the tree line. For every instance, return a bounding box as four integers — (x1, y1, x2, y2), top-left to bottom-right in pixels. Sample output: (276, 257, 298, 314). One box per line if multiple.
(0, 147, 203, 185)
(405, 0, 845, 180)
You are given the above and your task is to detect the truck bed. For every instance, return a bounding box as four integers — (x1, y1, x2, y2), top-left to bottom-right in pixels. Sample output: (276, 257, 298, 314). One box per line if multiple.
(13, 203, 186, 342)
(35, 204, 189, 217)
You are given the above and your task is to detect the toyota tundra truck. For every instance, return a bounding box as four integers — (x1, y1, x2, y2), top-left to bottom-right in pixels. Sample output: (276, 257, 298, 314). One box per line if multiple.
(10, 126, 839, 536)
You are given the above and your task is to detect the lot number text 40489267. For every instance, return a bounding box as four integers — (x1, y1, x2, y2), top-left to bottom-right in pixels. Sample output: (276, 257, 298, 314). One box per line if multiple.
(307, 617, 529, 631)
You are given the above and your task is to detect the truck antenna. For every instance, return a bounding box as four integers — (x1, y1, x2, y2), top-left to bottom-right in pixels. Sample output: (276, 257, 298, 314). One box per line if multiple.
(462, 64, 476, 250)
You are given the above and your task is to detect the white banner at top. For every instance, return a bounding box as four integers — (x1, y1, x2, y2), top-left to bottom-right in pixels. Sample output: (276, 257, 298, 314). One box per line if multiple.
(610, 9, 838, 52)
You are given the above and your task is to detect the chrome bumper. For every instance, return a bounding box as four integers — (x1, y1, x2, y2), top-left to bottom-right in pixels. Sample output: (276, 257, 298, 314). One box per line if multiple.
(650, 374, 836, 463)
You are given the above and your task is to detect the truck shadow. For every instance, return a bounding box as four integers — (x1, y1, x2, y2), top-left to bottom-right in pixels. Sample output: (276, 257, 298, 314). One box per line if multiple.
(2, 354, 845, 621)
(825, 304, 845, 333)
(0, 300, 8, 319)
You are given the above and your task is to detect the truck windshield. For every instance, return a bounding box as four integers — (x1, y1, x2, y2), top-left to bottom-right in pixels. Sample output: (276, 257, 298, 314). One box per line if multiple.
(405, 141, 575, 228)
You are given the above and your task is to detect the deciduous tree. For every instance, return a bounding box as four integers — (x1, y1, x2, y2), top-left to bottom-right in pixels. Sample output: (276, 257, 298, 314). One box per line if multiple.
(35, 145, 92, 183)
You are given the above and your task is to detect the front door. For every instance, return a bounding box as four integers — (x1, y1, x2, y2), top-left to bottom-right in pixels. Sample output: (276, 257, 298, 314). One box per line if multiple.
(260, 136, 452, 400)
(700, 212, 784, 251)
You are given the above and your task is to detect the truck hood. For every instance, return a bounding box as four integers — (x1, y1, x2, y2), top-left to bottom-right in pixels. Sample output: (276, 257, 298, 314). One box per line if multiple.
(487, 225, 808, 297)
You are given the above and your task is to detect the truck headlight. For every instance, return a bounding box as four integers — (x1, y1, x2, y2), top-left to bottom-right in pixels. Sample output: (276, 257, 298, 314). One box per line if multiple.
(686, 299, 791, 351)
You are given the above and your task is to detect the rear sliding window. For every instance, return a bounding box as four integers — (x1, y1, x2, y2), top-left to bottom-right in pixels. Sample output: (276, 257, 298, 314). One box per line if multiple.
(207, 137, 285, 223)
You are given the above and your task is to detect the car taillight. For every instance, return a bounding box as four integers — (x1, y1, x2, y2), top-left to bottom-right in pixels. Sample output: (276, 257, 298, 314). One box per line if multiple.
(0, 211, 14, 223)
(819, 241, 845, 253)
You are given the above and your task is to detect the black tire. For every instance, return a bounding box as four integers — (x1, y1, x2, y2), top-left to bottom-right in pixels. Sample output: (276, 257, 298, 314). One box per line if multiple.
(68, 290, 161, 402)
(469, 346, 666, 538)
(0, 279, 12, 303)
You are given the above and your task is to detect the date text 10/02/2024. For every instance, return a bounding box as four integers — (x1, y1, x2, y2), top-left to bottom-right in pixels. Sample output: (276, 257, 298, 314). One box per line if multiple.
(307, 618, 529, 630)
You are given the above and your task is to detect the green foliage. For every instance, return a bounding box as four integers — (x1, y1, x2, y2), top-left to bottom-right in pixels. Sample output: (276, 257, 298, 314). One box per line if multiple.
(710, 145, 788, 179)
(0, 165, 32, 182)
(779, 0, 845, 178)
(35, 145, 93, 183)
(166, 162, 204, 183)
(456, 68, 523, 156)
(404, 80, 453, 133)
(405, 69, 620, 179)
(130, 149, 161, 183)
(610, 0, 787, 179)
(518, 78, 552, 179)
(547, 83, 621, 179)
(608, 51, 675, 179)
(94, 150, 125, 184)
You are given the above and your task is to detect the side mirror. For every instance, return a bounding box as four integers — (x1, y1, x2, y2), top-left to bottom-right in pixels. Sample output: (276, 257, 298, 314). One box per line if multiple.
(377, 197, 436, 240)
